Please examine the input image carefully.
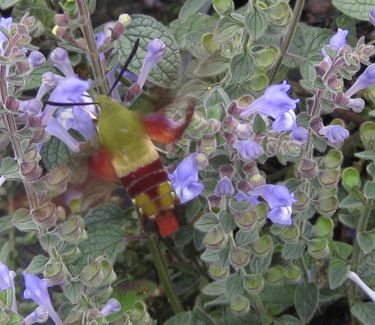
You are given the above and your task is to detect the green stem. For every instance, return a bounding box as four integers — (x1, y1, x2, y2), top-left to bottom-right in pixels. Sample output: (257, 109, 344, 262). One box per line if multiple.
(268, 0, 305, 82)
(148, 233, 184, 314)
(76, 0, 109, 95)
(348, 201, 373, 307)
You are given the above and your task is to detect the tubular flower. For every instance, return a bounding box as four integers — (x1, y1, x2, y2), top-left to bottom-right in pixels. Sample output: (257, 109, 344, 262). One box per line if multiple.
(238, 81, 299, 120)
(291, 127, 308, 143)
(169, 154, 204, 204)
(24, 307, 49, 325)
(272, 109, 296, 132)
(233, 140, 263, 161)
(237, 185, 296, 225)
(0, 261, 17, 312)
(319, 125, 349, 144)
(23, 272, 64, 325)
(100, 298, 121, 317)
(215, 176, 235, 197)
(28, 51, 46, 69)
(126, 39, 166, 101)
(345, 64, 375, 97)
(328, 28, 348, 51)
(0, 17, 12, 54)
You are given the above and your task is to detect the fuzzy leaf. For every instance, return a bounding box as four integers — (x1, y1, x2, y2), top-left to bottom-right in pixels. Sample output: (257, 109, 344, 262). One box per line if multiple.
(194, 213, 219, 232)
(328, 259, 349, 289)
(351, 302, 375, 324)
(179, 0, 211, 18)
(25, 255, 49, 273)
(332, 0, 375, 21)
(41, 136, 72, 170)
(294, 282, 319, 323)
(117, 14, 182, 88)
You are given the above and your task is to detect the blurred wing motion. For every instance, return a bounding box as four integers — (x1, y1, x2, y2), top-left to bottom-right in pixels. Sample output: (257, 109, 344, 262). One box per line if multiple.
(94, 95, 194, 237)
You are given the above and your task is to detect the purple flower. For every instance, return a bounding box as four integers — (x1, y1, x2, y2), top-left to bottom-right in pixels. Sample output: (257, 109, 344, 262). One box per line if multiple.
(100, 298, 121, 317)
(233, 140, 263, 161)
(215, 176, 235, 197)
(0, 261, 17, 312)
(24, 307, 49, 325)
(319, 125, 349, 144)
(272, 109, 296, 132)
(169, 154, 204, 204)
(126, 39, 166, 101)
(50, 47, 75, 77)
(0, 17, 12, 54)
(28, 51, 46, 69)
(291, 127, 308, 143)
(239, 81, 299, 119)
(23, 272, 63, 325)
(346, 64, 375, 97)
(328, 28, 348, 51)
(370, 7, 375, 27)
(348, 98, 365, 113)
(237, 185, 296, 225)
(235, 191, 259, 205)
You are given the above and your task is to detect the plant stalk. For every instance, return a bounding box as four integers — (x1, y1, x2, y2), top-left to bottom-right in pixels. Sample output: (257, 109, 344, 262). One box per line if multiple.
(148, 233, 184, 314)
(76, 0, 109, 95)
(268, 0, 305, 82)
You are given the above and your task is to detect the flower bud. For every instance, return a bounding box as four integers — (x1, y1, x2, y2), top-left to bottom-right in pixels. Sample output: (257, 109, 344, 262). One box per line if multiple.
(348, 98, 365, 113)
(208, 195, 221, 213)
(223, 132, 237, 146)
(55, 26, 75, 42)
(229, 247, 251, 268)
(194, 152, 209, 169)
(24, 307, 49, 325)
(236, 123, 252, 139)
(207, 262, 229, 280)
(28, 51, 46, 68)
(219, 165, 233, 178)
(215, 176, 235, 197)
(5, 96, 20, 112)
(119, 13, 132, 27)
(229, 295, 250, 316)
(54, 13, 70, 26)
(203, 227, 227, 251)
(100, 298, 121, 317)
(243, 274, 264, 295)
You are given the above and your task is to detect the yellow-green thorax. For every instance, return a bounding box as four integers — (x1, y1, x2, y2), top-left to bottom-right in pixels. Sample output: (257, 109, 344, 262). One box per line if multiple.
(96, 95, 158, 176)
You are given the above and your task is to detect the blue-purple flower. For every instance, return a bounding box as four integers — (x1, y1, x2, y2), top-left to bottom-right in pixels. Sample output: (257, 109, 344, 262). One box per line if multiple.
(237, 184, 296, 225)
(328, 28, 348, 51)
(24, 307, 49, 325)
(346, 64, 375, 97)
(319, 125, 349, 144)
(0, 17, 12, 54)
(0, 261, 17, 312)
(100, 298, 121, 317)
(215, 176, 235, 197)
(272, 109, 296, 132)
(233, 140, 263, 161)
(169, 154, 204, 203)
(239, 81, 299, 119)
(23, 272, 64, 325)
(291, 126, 308, 143)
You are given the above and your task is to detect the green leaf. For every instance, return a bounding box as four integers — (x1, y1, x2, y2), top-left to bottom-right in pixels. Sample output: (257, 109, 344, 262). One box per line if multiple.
(6, 310, 24, 325)
(230, 52, 255, 82)
(339, 193, 363, 209)
(0, 288, 13, 308)
(0, 157, 20, 180)
(328, 259, 349, 289)
(117, 14, 182, 88)
(11, 208, 38, 232)
(283, 23, 331, 78)
(165, 312, 193, 325)
(25, 255, 49, 273)
(62, 281, 83, 304)
(173, 225, 193, 247)
(179, 0, 211, 18)
(355, 150, 375, 160)
(193, 306, 217, 325)
(194, 55, 230, 77)
(225, 273, 244, 299)
(357, 232, 375, 254)
(77, 225, 125, 268)
(85, 203, 124, 229)
(313, 216, 334, 238)
(202, 279, 227, 296)
(194, 213, 219, 232)
(281, 242, 305, 260)
(213, 15, 243, 43)
(219, 211, 236, 232)
(244, 7, 268, 40)
(294, 282, 319, 323)
(41, 136, 73, 170)
(0, 0, 18, 10)
(235, 227, 259, 246)
(332, 0, 375, 21)
(274, 314, 303, 325)
(0, 216, 12, 235)
(364, 181, 375, 199)
(213, 0, 234, 14)
(351, 302, 375, 324)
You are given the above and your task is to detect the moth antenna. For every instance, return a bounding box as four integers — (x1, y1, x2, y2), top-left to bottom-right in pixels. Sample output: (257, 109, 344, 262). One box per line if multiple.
(107, 38, 140, 97)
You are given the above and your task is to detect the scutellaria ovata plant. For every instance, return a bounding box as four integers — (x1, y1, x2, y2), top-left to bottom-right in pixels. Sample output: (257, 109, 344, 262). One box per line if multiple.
(1, 0, 375, 324)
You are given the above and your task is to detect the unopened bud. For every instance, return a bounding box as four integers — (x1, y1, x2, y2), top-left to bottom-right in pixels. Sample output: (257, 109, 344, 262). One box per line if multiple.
(348, 97, 365, 113)
(54, 13, 70, 26)
(5, 96, 20, 112)
(28, 50, 46, 68)
(236, 123, 252, 139)
(208, 195, 221, 213)
(119, 14, 132, 27)
(223, 132, 237, 146)
(215, 176, 235, 197)
(100, 298, 121, 317)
